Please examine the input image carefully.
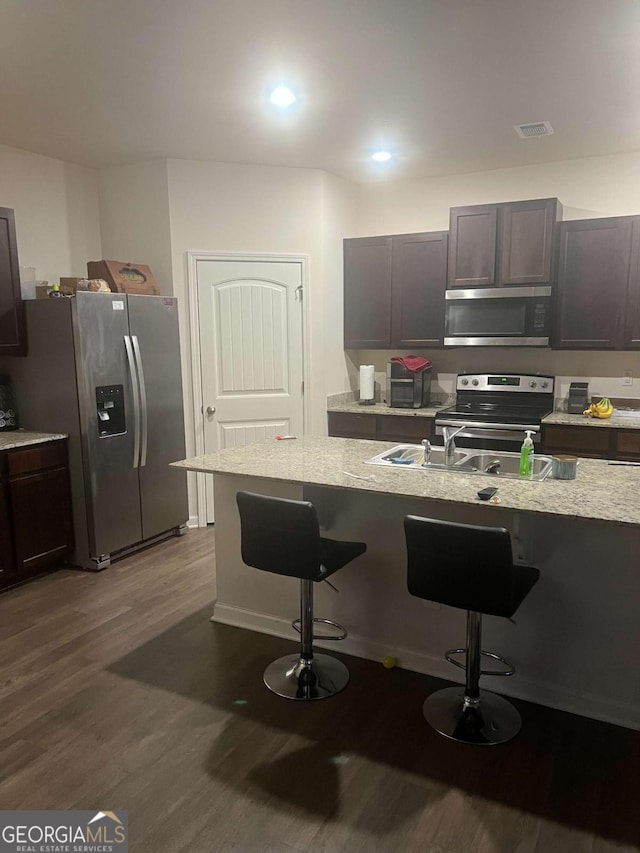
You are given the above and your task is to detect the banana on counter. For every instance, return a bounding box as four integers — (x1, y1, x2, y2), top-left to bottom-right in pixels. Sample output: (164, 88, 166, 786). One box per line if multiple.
(583, 397, 614, 418)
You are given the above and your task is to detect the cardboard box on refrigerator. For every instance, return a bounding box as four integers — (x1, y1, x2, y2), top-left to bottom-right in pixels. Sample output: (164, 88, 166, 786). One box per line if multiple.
(59, 277, 84, 294)
(36, 278, 81, 299)
(87, 260, 160, 295)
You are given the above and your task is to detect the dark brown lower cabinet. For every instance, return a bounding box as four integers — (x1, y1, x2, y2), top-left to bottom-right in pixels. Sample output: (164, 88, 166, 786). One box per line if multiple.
(541, 424, 640, 460)
(611, 430, 640, 460)
(377, 415, 434, 443)
(328, 411, 434, 444)
(0, 480, 16, 586)
(0, 439, 74, 589)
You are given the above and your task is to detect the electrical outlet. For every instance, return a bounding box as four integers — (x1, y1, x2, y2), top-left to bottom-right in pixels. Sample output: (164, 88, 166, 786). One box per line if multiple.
(623, 371, 633, 386)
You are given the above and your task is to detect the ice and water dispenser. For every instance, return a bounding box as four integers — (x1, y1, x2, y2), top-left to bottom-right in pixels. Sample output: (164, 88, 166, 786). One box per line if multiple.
(95, 385, 126, 437)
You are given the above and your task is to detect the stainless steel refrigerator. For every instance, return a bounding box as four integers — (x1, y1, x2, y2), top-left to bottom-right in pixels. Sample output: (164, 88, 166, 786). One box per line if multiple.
(1, 292, 188, 569)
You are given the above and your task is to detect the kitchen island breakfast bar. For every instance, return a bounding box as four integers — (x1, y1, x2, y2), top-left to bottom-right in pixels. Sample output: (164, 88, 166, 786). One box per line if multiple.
(174, 437, 640, 730)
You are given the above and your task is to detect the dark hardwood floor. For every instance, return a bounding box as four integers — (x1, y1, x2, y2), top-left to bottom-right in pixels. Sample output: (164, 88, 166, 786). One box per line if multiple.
(0, 527, 638, 853)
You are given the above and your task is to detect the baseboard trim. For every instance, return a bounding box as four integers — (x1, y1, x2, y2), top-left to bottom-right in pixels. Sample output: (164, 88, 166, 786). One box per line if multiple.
(212, 602, 640, 732)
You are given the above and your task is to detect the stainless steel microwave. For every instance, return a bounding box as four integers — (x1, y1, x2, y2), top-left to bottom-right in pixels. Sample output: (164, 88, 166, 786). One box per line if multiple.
(444, 285, 552, 347)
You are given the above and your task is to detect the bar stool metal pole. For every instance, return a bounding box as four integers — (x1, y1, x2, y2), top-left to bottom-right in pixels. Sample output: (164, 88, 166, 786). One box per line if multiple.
(300, 580, 314, 663)
(465, 611, 481, 702)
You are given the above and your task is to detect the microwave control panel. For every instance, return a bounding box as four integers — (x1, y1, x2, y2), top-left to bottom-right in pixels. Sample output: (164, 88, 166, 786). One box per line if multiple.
(532, 301, 549, 332)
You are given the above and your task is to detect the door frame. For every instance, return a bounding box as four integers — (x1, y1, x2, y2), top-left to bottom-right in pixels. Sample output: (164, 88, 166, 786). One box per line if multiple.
(186, 251, 310, 527)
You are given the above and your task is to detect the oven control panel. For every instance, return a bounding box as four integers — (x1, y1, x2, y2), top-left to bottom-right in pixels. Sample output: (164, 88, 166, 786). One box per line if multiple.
(457, 374, 554, 394)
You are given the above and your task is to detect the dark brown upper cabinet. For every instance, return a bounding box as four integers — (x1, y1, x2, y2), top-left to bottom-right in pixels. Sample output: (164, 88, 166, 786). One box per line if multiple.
(0, 207, 27, 356)
(391, 231, 448, 348)
(448, 198, 561, 289)
(344, 236, 392, 348)
(622, 216, 640, 348)
(448, 204, 498, 287)
(553, 217, 632, 349)
(344, 232, 448, 349)
(500, 199, 559, 285)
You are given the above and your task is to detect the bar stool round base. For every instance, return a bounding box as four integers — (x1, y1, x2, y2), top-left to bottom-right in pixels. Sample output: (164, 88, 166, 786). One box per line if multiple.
(423, 686, 522, 745)
(263, 653, 349, 701)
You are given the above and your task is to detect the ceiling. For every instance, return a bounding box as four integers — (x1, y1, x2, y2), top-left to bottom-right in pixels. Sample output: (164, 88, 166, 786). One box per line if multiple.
(0, 0, 639, 183)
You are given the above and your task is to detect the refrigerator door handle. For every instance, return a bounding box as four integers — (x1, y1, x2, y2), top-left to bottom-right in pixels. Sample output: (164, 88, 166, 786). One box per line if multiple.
(124, 334, 141, 468)
(131, 335, 148, 467)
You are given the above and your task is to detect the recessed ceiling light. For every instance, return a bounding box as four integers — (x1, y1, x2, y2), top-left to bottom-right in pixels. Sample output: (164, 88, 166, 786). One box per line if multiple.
(269, 86, 296, 107)
(371, 151, 392, 162)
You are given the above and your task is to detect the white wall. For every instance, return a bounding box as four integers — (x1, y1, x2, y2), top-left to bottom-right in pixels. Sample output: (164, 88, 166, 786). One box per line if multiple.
(166, 159, 358, 430)
(319, 171, 360, 395)
(0, 143, 101, 285)
(98, 160, 173, 294)
(355, 149, 640, 235)
(164, 158, 358, 514)
(349, 150, 640, 402)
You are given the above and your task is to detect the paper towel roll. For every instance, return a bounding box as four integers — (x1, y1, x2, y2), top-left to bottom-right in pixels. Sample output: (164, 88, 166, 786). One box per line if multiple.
(359, 364, 375, 402)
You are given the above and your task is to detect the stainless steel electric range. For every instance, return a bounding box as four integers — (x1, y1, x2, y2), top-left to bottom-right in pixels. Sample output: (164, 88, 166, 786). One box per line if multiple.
(435, 373, 555, 451)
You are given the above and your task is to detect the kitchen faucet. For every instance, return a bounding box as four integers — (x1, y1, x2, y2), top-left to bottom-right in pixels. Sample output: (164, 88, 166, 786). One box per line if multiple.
(442, 425, 467, 466)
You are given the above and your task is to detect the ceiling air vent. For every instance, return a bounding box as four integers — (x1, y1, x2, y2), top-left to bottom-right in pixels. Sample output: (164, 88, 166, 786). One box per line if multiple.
(514, 121, 554, 139)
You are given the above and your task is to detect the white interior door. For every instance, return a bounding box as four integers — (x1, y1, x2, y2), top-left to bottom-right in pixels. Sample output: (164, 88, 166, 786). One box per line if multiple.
(196, 258, 305, 522)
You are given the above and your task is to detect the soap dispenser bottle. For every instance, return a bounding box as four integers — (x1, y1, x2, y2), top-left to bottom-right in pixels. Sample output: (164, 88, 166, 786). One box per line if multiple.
(519, 430, 534, 479)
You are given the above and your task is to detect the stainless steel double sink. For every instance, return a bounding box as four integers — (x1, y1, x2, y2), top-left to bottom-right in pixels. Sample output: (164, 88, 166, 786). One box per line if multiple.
(364, 444, 553, 481)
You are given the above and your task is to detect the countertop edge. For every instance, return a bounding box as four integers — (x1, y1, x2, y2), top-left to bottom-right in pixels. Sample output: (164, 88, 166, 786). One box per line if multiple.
(0, 431, 68, 451)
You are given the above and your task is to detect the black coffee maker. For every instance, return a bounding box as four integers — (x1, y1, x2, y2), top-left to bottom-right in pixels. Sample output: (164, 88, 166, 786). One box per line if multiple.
(568, 382, 590, 414)
(386, 361, 432, 408)
(0, 375, 19, 431)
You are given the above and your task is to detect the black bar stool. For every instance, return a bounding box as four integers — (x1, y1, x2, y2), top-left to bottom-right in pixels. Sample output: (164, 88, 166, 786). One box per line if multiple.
(236, 491, 366, 701)
(404, 515, 540, 745)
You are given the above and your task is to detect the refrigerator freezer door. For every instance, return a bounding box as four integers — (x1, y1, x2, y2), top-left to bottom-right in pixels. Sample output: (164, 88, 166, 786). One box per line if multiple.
(127, 294, 188, 538)
(74, 292, 143, 559)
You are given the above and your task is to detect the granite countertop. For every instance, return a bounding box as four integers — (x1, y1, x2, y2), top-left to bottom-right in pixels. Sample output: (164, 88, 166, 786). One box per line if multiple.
(328, 402, 640, 429)
(543, 410, 640, 429)
(328, 402, 447, 418)
(0, 430, 67, 451)
(173, 436, 640, 528)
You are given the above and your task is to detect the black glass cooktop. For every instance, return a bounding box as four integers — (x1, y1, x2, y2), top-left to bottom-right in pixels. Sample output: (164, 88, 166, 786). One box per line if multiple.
(438, 402, 553, 425)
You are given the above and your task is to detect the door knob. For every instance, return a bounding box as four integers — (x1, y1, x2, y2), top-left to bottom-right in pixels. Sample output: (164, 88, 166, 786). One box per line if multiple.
(206, 406, 216, 415)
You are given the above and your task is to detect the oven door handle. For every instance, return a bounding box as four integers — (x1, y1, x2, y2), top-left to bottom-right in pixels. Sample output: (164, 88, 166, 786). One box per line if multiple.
(434, 424, 541, 443)
(435, 419, 541, 432)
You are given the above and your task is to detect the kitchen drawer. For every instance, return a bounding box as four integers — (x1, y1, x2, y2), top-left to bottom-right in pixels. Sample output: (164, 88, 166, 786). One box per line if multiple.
(615, 430, 640, 459)
(7, 441, 68, 478)
(328, 411, 377, 439)
(377, 415, 433, 443)
(542, 425, 614, 457)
